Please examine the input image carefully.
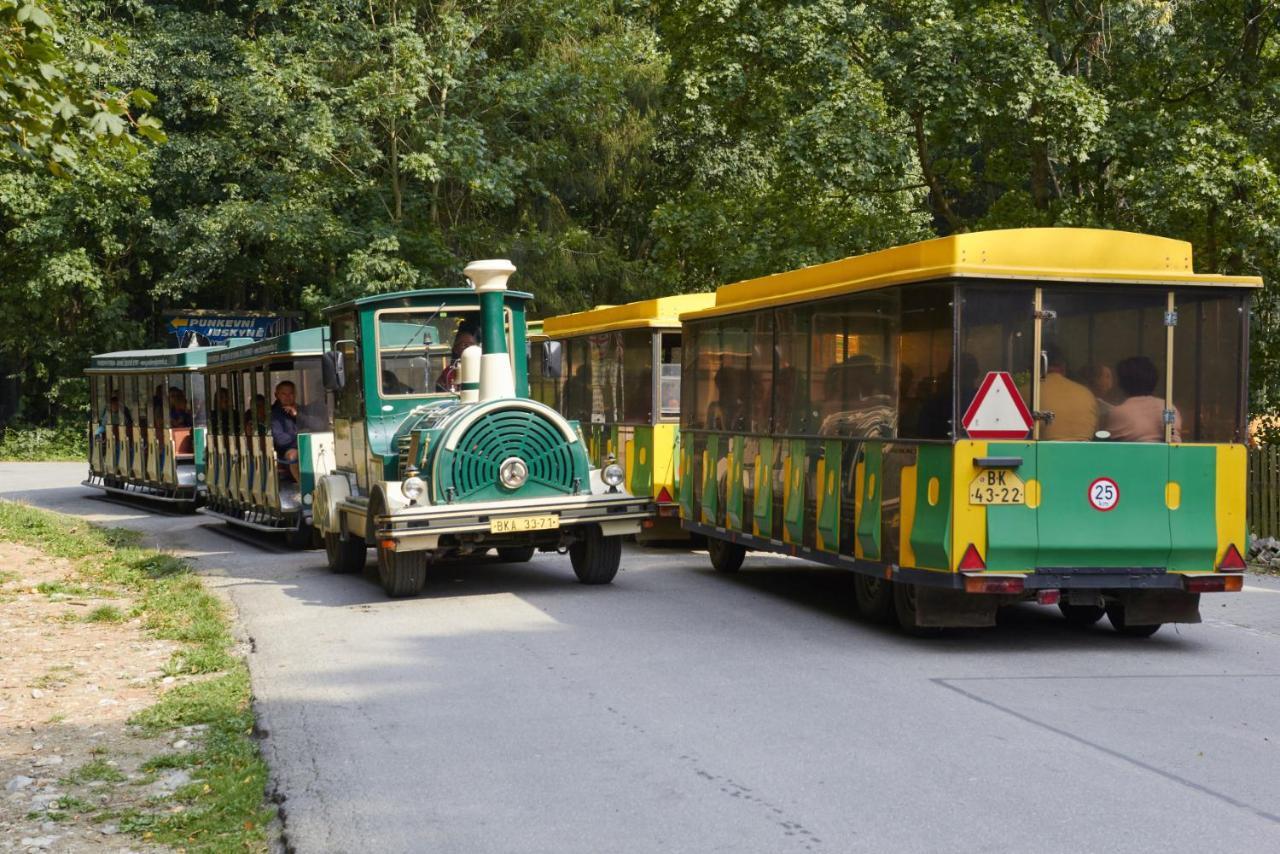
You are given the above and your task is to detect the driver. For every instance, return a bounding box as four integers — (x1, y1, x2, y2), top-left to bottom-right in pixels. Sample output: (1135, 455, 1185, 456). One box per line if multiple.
(435, 322, 481, 393)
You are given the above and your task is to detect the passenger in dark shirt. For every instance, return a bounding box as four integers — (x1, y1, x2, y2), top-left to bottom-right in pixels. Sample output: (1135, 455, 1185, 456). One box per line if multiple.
(271, 381, 300, 482)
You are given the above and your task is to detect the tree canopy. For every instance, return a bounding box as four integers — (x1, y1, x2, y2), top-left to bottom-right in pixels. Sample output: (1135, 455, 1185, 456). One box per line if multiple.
(3, 0, 1280, 420)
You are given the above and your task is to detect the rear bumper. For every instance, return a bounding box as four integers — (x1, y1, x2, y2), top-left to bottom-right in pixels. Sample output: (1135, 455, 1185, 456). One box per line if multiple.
(358, 492, 653, 551)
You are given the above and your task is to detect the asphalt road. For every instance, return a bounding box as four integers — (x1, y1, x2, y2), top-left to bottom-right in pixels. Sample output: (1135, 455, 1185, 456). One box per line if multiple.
(4, 462, 1280, 853)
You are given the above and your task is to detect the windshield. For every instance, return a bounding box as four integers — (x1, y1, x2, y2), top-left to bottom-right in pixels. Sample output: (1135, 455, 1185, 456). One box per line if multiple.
(376, 309, 479, 398)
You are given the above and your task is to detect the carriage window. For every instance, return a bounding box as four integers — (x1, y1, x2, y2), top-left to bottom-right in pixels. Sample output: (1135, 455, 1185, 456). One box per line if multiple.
(957, 286, 1034, 437)
(377, 309, 476, 397)
(562, 337, 589, 422)
(774, 306, 813, 434)
(704, 317, 754, 433)
(165, 373, 195, 429)
(659, 332, 682, 420)
(620, 330, 653, 424)
(897, 284, 954, 439)
(812, 291, 899, 438)
(1041, 287, 1167, 442)
(1172, 289, 1247, 443)
(682, 323, 706, 430)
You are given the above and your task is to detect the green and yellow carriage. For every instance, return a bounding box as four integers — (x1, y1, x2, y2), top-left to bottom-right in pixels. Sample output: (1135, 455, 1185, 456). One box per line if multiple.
(541, 294, 714, 539)
(199, 329, 335, 547)
(311, 260, 653, 597)
(679, 228, 1253, 635)
(84, 345, 225, 507)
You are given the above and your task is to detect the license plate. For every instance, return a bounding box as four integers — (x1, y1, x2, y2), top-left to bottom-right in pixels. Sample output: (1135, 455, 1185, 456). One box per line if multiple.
(969, 470, 1025, 505)
(490, 514, 560, 534)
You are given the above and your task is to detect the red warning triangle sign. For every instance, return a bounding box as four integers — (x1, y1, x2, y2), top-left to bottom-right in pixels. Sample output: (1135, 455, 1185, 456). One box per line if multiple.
(961, 371, 1033, 439)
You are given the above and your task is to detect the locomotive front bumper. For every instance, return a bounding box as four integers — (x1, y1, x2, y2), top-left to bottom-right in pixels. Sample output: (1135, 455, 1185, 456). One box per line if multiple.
(364, 492, 653, 552)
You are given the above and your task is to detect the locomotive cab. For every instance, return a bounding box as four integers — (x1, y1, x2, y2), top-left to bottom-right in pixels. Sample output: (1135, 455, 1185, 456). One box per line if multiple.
(311, 260, 652, 597)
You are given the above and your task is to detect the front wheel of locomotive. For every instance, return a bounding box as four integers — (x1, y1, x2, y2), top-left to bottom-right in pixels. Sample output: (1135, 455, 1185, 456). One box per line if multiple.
(369, 492, 427, 597)
(1105, 603, 1162, 638)
(569, 525, 621, 585)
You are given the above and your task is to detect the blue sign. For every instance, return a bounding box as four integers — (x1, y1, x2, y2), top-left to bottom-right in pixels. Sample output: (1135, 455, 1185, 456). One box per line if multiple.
(168, 315, 285, 346)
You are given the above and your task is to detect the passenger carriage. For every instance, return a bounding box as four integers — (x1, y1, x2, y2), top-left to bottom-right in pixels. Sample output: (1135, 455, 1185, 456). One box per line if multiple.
(198, 329, 336, 547)
(679, 228, 1255, 635)
(311, 260, 653, 597)
(84, 345, 228, 507)
(541, 294, 714, 539)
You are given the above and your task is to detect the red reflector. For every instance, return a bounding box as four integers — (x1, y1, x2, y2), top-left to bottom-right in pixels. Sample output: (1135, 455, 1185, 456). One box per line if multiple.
(656, 486, 674, 504)
(1186, 574, 1244, 593)
(1036, 589, 1061, 606)
(1185, 575, 1225, 593)
(1218, 544, 1247, 571)
(958, 543, 986, 571)
(963, 575, 1025, 595)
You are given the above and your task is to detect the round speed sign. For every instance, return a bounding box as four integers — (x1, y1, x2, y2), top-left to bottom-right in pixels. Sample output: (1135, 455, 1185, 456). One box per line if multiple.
(1087, 477, 1120, 512)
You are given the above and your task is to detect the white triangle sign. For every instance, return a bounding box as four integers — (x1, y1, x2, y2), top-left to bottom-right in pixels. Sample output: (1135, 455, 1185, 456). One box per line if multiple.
(961, 371, 1033, 439)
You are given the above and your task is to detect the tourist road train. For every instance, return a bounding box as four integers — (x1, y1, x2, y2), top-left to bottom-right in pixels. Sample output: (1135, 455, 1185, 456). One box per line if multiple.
(83, 228, 1255, 635)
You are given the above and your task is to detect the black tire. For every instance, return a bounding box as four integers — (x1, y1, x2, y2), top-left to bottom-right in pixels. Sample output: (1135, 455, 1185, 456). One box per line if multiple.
(1059, 602, 1106, 627)
(497, 545, 536, 563)
(376, 544, 428, 597)
(893, 582, 944, 637)
(569, 526, 621, 585)
(324, 531, 367, 574)
(1105, 603, 1162, 638)
(854, 574, 897, 624)
(707, 537, 746, 573)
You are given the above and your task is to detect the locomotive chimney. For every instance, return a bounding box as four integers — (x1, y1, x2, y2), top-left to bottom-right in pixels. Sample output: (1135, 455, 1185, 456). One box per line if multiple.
(463, 259, 517, 401)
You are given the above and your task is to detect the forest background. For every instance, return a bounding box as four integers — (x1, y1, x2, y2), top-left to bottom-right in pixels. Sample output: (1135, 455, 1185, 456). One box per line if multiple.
(3, 0, 1280, 430)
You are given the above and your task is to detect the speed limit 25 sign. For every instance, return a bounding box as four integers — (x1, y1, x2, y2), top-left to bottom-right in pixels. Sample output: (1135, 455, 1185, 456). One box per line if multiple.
(1087, 477, 1120, 512)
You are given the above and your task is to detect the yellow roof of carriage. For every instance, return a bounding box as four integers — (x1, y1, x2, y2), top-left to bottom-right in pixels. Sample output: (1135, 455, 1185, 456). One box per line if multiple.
(543, 293, 716, 337)
(681, 228, 1262, 321)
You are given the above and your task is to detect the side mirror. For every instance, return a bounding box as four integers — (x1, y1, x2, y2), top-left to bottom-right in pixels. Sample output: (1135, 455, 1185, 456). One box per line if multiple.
(543, 340, 563, 378)
(321, 350, 345, 391)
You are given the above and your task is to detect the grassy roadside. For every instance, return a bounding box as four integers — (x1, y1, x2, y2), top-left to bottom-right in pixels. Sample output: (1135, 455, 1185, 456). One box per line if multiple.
(0, 500, 272, 851)
(0, 421, 87, 462)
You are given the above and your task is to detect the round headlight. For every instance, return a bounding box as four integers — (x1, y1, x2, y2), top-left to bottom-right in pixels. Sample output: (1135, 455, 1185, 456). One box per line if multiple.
(499, 457, 529, 490)
(402, 476, 426, 501)
(602, 463, 625, 488)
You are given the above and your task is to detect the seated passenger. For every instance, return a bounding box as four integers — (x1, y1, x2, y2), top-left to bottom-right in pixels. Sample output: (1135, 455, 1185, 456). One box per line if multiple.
(271, 381, 301, 482)
(168, 387, 193, 428)
(245, 394, 267, 437)
(1040, 344, 1098, 441)
(1107, 356, 1181, 442)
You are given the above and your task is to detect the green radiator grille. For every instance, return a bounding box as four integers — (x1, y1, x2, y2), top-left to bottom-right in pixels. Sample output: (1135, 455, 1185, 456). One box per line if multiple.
(449, 410, 576, 499)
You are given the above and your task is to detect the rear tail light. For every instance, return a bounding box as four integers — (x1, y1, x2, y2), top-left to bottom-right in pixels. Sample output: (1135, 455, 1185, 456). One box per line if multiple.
(963, 575, 1025, 595)
(642, 519, 656, 529)
(1186, 574, 1243, 593)
(1218, 544, 1247, 571)
(1036, 589, 1061, 606)
(957, 543, 986, 571)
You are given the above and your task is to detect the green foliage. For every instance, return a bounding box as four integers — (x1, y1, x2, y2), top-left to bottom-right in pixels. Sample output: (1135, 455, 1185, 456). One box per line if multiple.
(0, 418, 87, 459)
(5, 0, 1280, 420)
(0, 1, 163, 173)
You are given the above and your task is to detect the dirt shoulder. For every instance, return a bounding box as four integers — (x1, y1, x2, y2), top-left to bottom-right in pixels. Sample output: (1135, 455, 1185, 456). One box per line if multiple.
(0, 502, 272, 853)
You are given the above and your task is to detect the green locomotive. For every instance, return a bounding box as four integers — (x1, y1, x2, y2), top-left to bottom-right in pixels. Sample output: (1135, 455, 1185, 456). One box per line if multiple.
(311, 260, 652, 596)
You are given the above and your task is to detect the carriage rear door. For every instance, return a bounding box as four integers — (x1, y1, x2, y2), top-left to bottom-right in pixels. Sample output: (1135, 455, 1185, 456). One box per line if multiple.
(1033, 287, 1173, 573)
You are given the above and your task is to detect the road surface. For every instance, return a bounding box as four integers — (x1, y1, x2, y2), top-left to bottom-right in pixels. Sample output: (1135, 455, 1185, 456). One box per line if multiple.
(3, 462, 1280, 853)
